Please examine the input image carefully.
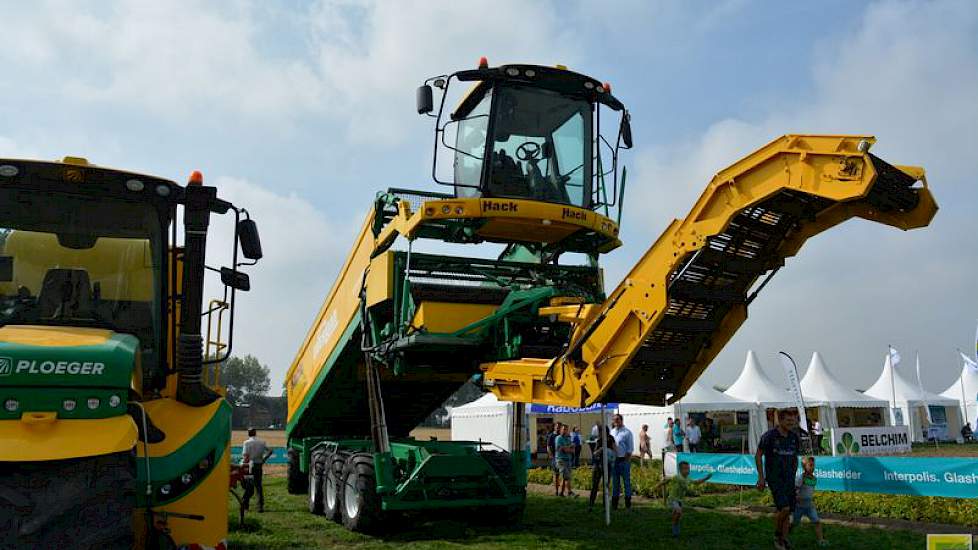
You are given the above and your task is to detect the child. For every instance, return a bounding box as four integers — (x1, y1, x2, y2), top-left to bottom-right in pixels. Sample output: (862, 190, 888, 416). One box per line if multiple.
(793, 456, 829, 546)
(654, 460, 712, 538)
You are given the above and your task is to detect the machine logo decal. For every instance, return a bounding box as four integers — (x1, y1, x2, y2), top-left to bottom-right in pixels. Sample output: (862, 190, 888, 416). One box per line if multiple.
(482, 200, 519, 213)
(561, 208, 588, 222)
(0, 357, 11, 376)
(14, 360, 105, 376)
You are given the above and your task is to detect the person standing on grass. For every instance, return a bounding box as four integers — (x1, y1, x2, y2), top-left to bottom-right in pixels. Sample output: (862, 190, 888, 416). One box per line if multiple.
(756, 409, 802, 550)
(571, 426, 583, 467)
(554, 424, 577, 497)
(241, 427, 273, 513)
(610, 413, 634, 510)
(672, 417, 685, 452)
(791, 456, 829, 547)
(638, 424, 652, 466)
(686, 418, 701, 453)
(547, 422, 562, 494)
(653, 460, 712, 538)
(664, 418, 675, 452)
(588, 425, 617, 511)
(812, 420, 823, 454)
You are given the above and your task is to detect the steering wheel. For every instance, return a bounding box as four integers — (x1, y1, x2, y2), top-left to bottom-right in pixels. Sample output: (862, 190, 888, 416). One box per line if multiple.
(515, 141, 541, 161)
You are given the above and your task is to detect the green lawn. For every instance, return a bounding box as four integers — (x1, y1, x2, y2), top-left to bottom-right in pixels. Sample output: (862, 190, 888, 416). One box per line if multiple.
(228, 477, 927, 549)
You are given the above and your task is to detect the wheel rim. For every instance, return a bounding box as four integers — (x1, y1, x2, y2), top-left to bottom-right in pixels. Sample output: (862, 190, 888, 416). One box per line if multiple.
(326, 472, 336, 509)
(344, 470, 360, 519)
(309, 470, 318, 506)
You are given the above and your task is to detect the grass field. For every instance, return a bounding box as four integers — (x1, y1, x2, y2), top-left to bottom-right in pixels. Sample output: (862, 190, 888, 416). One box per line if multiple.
(228, 477, 927, 549)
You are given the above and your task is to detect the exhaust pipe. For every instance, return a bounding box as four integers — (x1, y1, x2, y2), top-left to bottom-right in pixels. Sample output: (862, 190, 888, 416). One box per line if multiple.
(176, 174, 220, 407)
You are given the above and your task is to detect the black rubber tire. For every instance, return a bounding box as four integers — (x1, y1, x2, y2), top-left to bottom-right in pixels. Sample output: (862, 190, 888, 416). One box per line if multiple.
(0, 451, 135, 549)
(308, 450, 326, 515)
(287, 447, 308, 495)
(323, 451, 349, 522)
(338, 452, 382, 533)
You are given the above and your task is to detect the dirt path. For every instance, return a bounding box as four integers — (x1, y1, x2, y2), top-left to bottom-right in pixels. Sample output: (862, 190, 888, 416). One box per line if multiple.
(527, 483, 977, 535)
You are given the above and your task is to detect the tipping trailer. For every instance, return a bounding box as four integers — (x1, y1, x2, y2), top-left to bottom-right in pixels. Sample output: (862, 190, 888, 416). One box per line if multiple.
(284, 59, 937, 533)
(0, 158, 263, 549)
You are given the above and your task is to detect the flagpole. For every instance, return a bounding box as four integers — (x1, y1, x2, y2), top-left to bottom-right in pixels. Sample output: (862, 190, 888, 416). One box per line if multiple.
(958, 349, 971, 427)
(888, 346, 898, 426)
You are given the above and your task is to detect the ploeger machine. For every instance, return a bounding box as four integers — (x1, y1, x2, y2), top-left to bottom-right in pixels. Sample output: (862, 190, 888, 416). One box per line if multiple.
(0, 158, 262, 549)
(284, 59, 937, 532)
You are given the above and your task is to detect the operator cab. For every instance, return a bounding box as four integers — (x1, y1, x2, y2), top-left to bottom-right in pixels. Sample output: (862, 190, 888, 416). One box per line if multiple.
(413, 60, 632, 257)
(422, 62, 629, 207)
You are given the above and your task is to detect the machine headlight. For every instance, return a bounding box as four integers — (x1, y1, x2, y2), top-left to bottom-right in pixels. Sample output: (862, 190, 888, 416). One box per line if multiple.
(86, 397, 100, 409)
(63, 399, 77, 411)
(0, 165, 19, 177)
(4, 399, 18, 412)
(525, 69, 536, 78)
(155, 183, 172, 197)
(506, 67, 520, 77)
(181, 473, 194, 484)
(125, 179, 144, 192)
(441, 205, 451, 214)
(454, 206, 464, 215)
(108, 394, 122, 407)
(857, 139, 872, 153)
(584, 81, 595, 90)
(160, 484, 172, 496)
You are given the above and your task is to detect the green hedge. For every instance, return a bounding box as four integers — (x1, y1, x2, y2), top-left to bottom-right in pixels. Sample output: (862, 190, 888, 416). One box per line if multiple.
(758, 491, 978, 527)
(527, 461, 733, 498)
(530, 465, 978, 527)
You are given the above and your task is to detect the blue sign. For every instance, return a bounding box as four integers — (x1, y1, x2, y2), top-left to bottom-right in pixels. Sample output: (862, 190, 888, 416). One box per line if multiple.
(529, 403, 618, 414)
(230, 446, 288, 465)
(677, 452, 978, 499)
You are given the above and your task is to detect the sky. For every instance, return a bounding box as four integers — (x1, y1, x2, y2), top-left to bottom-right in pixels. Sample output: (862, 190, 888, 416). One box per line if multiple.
(2, 0, 976, 397)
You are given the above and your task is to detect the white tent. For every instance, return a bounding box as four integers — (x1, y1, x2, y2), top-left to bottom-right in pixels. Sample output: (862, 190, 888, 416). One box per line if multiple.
(800, 352, 889, 431)
(725, 350, 796, 409)
(940, 355, 978, 429)
(865, 353, 962, 442)
(450, 393, 513, 451)
(620, 379, 763, 454)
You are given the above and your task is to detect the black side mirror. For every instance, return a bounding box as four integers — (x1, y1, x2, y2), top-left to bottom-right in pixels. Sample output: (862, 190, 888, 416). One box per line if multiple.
(220, 267, 250, 291)
(417, 85, 434, 115)
(237, 219, 263, 260)
(621, 112, 633, 149)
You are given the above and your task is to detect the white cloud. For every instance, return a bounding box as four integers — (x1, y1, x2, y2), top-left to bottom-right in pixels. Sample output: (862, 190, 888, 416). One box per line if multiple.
(203, 176, 360, 385)
(618, 0, 978, 390)
(306, 0, 584, 145)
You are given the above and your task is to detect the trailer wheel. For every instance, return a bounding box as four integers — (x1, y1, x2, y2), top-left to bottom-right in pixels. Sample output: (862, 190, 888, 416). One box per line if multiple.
(308, 451, 326, 515)
(339, 453, 382, 533)
(323, 451, 349, 522)
(287, 447, 307, 495)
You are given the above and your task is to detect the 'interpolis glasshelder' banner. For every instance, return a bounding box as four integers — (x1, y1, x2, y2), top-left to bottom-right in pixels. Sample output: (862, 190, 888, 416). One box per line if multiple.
(675, 452, 978, 498)
(830, 426, 912, 456)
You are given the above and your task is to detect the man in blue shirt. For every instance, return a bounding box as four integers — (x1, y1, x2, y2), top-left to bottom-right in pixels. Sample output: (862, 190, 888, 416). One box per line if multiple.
(756, 409, 802, 550)
(610, 413, 634, 510)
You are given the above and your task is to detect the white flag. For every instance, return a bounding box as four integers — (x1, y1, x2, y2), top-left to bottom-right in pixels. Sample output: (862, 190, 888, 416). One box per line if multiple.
(889, 347, 902, 368)
(779, 351, 810, 449)
(916, 353, 932, 424)
(961, 352, 978, 373)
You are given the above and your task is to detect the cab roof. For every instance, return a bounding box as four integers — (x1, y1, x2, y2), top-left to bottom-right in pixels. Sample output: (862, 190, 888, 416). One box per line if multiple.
(451, 63, 625, 120)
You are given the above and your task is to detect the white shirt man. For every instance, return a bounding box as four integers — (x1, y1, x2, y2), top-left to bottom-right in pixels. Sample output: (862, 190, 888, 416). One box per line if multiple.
(686, 421, 702, 452)
(241, 429, 273, 512)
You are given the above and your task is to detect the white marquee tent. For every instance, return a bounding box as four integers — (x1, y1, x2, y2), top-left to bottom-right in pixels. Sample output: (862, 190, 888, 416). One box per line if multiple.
(450, 392, 513, 451)
(724, 350, 796, 410)
(865, 354, 962, 442)
(620, 379, 763, 454)
(800, 352, 889, 429)
(940, 355, 978, 429)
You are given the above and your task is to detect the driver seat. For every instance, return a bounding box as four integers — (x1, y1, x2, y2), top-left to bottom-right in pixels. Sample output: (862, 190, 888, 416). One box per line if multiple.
(38, 269, 94, 320)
